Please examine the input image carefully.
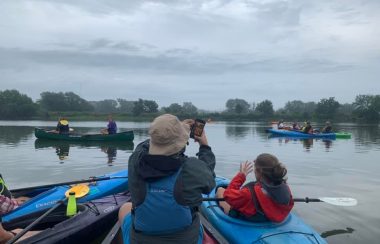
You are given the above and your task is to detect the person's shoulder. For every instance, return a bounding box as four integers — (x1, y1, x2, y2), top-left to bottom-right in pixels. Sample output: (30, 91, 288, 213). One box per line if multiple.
(182, 156, 209, 170)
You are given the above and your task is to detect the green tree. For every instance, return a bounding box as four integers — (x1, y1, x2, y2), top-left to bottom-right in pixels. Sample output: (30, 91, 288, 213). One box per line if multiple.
(132, 99, 145, 116)
(164, 103, 183, 114)
(39, 91, 93, 112)
(284, 100, 305, 117)
(283, 100, 316, 119)
(336, 103, 355, 121)
(0, 90, 38, 119)
(225, 98, 250, 114)
(353, 95, 380, 122)
(64, 92, 93, 111)
(144, 100, 159, 113)
(182, 102, 198, 116)
(255, 100, 274, 117)
(117, 99, 134, 113)
(39, 92, 67, 111)
(315, 97, 340, 120)
(92, 99, 118, 113)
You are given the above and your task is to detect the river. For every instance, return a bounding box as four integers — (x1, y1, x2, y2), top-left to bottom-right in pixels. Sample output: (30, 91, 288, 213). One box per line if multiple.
(1, 120, 379, 243)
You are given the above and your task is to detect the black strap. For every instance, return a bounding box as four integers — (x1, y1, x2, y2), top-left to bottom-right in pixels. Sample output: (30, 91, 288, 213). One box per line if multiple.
(245, 182, 265, 216)
(240, 182, 268, 222)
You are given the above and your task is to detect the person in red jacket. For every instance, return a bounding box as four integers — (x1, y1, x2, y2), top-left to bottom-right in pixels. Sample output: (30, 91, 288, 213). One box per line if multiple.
(216, 153, 294, 222)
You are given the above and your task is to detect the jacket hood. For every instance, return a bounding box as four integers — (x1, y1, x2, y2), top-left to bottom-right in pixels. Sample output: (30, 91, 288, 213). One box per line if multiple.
(260, 181, 291, 205)
(138, 154, 184, 181)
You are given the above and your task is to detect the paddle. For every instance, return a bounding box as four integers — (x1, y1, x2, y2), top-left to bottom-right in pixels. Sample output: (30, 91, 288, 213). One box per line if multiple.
(202, 197, 357, 206)
(10, 176, 128, 193)
(7, 185, 89, 244)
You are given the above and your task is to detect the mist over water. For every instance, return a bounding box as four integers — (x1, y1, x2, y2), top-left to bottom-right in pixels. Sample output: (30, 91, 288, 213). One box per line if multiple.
(1, 121, 379, 244)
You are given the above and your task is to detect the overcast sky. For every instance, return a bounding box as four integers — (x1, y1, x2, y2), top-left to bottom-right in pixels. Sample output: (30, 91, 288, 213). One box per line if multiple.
(1, 0, 379, 110)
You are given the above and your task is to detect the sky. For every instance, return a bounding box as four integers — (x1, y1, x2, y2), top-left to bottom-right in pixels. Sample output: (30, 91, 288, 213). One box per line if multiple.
(0, 0, 379, 110)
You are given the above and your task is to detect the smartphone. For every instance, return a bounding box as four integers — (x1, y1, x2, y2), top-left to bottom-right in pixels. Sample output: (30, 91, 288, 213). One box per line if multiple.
(190, 119, 206, 138)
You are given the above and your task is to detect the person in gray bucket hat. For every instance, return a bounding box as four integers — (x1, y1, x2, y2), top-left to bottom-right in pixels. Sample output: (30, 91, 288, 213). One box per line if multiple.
(118, 114, 216, 244)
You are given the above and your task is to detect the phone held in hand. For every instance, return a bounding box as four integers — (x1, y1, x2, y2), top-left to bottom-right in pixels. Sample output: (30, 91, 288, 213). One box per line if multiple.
(190, 119, 206, 138)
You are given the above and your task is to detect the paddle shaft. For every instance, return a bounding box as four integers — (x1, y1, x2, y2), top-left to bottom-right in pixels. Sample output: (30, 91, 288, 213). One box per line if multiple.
(202, 197, 321, 203)
(7, 198, 66, 244)
(10, 176, 128, 193)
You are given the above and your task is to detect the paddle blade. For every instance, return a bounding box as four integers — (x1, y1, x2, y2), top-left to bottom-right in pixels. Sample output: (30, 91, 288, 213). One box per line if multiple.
(319, 197, 357, 206)
(65, 184, 90, 198)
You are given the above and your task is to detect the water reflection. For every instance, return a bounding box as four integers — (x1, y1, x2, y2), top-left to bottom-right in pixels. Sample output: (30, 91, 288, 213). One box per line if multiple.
(56, 143, 70, 162)
(101, 146, 117, 166)
(0, 126, 33, 144)
(354, 125, 380, 150)
(34, 139, 134, 165)
(132, 128, 149, 139)
(269, 136, 334, 151)
(225, 123, 250, 139)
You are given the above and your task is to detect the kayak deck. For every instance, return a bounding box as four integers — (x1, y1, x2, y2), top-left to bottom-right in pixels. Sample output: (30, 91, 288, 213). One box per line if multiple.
(3, 170, 128, 224)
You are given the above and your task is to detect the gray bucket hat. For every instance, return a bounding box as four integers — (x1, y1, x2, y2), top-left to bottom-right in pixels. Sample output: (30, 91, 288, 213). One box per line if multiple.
(149, 114, 190, 156)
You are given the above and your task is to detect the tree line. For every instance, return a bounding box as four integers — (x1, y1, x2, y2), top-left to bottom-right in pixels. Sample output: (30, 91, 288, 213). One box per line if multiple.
(0, 89, 379, 123)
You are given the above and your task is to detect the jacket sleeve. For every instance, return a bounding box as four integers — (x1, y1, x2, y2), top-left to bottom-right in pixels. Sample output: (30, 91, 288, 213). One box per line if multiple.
(196, 145, 216, 177)
(223, 173, 253, 210)
(128, 139, 150, 206)
(180, 146, 216, 207)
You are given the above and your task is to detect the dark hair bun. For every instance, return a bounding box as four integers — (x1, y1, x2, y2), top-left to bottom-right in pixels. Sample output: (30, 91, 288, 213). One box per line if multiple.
(255, 153, 287, 184)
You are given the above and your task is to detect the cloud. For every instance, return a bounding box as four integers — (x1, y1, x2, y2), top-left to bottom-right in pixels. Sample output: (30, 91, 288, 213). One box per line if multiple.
(0, 0, 379, 110)
(0, 46, 355, 75)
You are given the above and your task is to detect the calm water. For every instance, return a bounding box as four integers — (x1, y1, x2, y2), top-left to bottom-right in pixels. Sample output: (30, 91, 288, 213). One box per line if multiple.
(1, 121, 379, 243)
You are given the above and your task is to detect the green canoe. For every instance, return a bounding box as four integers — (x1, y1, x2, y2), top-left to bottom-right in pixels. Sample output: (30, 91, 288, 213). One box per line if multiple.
(335, 132, 352, 139)
(34, 128, 134, 142)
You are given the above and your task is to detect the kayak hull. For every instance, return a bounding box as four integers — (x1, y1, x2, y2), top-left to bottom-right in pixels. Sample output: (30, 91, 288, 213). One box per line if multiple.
(335, 132, 352, 139)
(3, 170, 128, 224)
(35, 128, 134, 142)
(267, 129, 336, 139)
(201, 176, 327, 244)
(5, 193, 131, 244)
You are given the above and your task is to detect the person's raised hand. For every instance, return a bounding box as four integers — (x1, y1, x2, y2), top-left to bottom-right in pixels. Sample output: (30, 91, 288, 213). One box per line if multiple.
(194, 130, 208, 146)
(239, 161, 253, 176)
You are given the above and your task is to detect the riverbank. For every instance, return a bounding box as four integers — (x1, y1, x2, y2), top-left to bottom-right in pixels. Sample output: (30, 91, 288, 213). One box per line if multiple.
(1, 111, 373, 124)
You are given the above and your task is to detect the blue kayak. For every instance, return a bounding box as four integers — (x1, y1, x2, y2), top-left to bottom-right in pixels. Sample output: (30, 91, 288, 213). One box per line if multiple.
(267, 129, 336, 139)
(3, 170, 128, 224)
(201, 176, 327, 244)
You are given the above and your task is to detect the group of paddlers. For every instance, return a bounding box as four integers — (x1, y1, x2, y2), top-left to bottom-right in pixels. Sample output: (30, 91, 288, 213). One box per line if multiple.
(277, 120, 332, 134)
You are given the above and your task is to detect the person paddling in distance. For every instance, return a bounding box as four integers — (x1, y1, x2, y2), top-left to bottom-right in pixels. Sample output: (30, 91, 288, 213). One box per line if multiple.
(216, 154, 294, 222)
(277, 120, 285, 129)
(101, 115, 117, 135)
(50, 117, 70, 134)
(118, 114, 216, 244)
(302, 121, 313, 134)
(292, 122, 300, 131)
(321, 121, 332, 133)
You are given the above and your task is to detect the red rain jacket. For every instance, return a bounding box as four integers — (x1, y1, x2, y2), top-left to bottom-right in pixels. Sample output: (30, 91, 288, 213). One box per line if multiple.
(223, 172, 294, 222)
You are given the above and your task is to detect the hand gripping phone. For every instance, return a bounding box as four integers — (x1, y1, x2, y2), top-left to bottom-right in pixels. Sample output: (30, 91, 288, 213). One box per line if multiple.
(190, 119, 206, 138)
